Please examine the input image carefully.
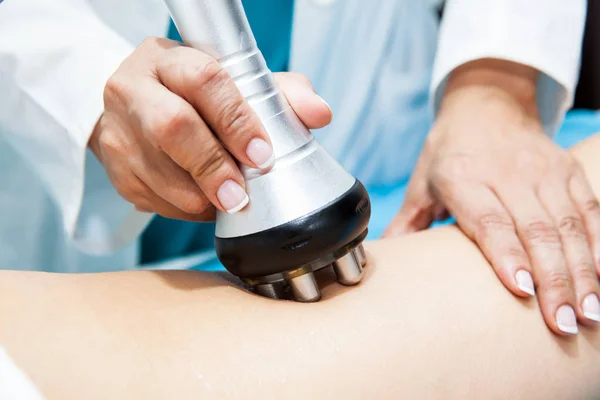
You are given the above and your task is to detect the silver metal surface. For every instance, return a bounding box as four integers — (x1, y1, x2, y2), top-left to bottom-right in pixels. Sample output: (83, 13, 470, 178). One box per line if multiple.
(354, 243, 367, 267)
(333, 251, 364, 286)
(165, 0, 356, 238)
(164, 0, 313, 157)
(255, 283, 283, 300)
(166, 0, 368, 302)
(289, 272, 322, 302)
(217, 142, 355, 237)
(244, 240, 368, 300)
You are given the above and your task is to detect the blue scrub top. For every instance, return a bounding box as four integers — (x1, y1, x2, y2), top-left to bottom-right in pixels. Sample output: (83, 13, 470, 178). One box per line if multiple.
(141, 0, 294, 264)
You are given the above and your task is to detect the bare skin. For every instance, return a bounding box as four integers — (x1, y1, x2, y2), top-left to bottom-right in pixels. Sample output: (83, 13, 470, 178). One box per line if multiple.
(387, 59, 600, 335)
(89, 37, 331, 219)
(1, 135, 600, 399)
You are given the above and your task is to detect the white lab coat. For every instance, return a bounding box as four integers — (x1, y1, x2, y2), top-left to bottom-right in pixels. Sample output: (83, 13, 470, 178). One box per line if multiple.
(0, 0, 586, 272)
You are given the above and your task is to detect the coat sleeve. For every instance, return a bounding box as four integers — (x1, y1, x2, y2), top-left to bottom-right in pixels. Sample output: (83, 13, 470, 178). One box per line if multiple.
(0, 0, 153, 254)
(430, 0, 587, 135)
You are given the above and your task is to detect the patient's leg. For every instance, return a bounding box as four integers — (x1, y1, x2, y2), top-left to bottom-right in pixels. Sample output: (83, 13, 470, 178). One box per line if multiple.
(0, 136, 600, 399)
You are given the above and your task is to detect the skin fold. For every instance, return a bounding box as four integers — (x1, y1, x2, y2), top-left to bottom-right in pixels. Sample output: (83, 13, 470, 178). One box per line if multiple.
(1, 135, 600, 399)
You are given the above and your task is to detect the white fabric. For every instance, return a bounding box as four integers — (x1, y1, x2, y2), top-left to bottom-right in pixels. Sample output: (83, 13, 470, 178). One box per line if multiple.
(0, 0, 168, 271)
(431, 0, 587, 135)
(0, 345, 45, 400)
(0, 0, 585, 272)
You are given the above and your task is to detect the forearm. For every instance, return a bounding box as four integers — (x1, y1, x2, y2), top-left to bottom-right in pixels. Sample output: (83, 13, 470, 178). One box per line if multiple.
(2, 136, 600, 399)
(441, 59, 539, 119)
(432, 0, 586, 134)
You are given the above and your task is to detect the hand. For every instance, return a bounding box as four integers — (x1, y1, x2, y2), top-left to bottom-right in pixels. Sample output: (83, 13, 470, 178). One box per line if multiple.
(385, 59, 600, 335)
(89, 37, 332, 221)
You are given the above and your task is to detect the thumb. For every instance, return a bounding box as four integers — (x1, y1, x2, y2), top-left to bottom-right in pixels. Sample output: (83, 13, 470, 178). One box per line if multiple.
(274, 72, 332, 129)
(383, 161, 438, 237)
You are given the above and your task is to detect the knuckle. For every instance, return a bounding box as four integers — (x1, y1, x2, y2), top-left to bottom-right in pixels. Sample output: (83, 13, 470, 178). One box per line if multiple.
(571, 261, 599, 284)
(140, 36, 158, 47)
(178, 195, 210, 215)
(540, 270, 573, 294)
(506, 245, 528, 260)
(216, 98, 253, 138)
(140, 36, 165, 50)
(189, 144, 226, 181)
(474, 212, 514, 242)
(103, 75, 129, 106)
(98, 132, 123, 158)
(557, 215, 586, 239)
(194, 59, 229, 90)
(478, 212, 514, 229)
(522, 221, 562, 249)
(151, 106, 193, 147)
(582, 198, 600, 215)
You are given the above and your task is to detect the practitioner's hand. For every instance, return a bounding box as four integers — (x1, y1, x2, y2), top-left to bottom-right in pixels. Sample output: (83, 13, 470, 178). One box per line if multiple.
(385, 59, 600, 335)
(89, 37, 332, 221)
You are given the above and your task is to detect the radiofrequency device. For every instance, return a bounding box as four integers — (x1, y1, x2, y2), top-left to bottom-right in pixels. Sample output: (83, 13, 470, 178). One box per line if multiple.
(165, 0, 371, 302)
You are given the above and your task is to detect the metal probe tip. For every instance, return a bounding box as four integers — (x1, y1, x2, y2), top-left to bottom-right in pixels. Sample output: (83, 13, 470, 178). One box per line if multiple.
(333, 247, 365, 286)
(289, 272, 322, 302)
(255, 283, 284, 300)
(354, 243, 367, 267)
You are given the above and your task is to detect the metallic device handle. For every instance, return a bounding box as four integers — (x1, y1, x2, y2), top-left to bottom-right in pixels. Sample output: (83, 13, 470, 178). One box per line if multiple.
(164, 0, 313, 160)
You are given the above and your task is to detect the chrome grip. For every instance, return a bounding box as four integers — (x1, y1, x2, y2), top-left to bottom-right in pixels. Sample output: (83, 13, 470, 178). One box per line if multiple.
(164, 0, 313, 160)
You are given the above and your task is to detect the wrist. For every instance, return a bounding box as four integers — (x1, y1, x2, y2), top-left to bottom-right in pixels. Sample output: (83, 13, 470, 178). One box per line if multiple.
(88, 114, 104, 163)
(439, 58, 541, 125)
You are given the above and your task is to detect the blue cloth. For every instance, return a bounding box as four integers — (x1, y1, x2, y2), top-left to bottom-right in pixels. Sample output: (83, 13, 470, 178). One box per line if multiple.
(243, 0, 294, 72)
(141, 1, 294, 264)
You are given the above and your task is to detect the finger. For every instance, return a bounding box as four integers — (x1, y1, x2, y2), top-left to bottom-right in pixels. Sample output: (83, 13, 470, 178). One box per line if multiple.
(102, 154, 216, 222)
(437, 183, 534, 298)
(383, 154, 437, 237)
(497, 185, 578, 335)
(274, 72, 332, 129)
(134, 82, 248, 214)
(539, 180, 600, 326)
(132, 175, 216, 222)
(131, 140, 212, 216)
(570, 168, 600, 276)
(156, 46, 274, 169)
(563, 171, 600, 324)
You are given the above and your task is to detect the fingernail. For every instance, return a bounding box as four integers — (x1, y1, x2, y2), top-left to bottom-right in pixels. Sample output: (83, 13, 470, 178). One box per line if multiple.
(582, 294, 600, 323)
(556, 305, 579, 334)
(515, 270, 535, 296)
(217, 180, 249, 213)
(316, 94, 332, 113)
(246, 138, 274, 169)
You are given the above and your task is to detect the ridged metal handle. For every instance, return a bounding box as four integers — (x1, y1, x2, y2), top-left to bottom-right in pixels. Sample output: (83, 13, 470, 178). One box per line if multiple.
(164, 0, 313, 161)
